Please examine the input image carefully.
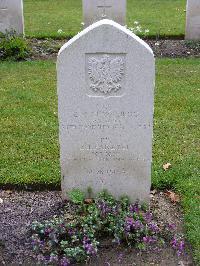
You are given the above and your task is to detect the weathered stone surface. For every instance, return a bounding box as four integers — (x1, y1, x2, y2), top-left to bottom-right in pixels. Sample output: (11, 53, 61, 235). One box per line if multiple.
(57, 20, 155, 202)
(0, 0, 24, 35)
(185, 0, 200, 40)
(82, 0, 126, 27)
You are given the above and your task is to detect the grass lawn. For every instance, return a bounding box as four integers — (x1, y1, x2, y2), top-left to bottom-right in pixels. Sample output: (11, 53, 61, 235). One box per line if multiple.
(0, 58, 199, 261)
(24, 0, 186, 38)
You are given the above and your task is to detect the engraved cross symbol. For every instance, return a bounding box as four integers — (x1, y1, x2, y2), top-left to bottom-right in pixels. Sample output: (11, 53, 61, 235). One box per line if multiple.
(97, 0, 112, 18)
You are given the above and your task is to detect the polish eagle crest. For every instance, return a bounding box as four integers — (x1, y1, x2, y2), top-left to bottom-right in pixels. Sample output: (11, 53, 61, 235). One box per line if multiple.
(88, 55, 124, 94)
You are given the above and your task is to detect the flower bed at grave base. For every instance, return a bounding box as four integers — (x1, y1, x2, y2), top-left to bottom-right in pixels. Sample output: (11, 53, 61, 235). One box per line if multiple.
(31, 191, 186, 265)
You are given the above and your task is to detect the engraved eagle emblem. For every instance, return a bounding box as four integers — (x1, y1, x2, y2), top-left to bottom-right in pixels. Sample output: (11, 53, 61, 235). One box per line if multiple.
(88, 55, 124, 94)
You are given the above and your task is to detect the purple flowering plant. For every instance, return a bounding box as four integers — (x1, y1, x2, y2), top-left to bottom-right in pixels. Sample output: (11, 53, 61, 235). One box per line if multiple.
(31, 190, 185, 265)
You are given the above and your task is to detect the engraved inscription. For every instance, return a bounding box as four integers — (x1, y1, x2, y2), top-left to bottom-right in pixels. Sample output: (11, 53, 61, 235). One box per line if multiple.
(87, 168, 127, 176)
(63, 123, 125, 131)
(80, 137, 129, 162)
(87, 54, 125, 95)
(61, 108, 151, 133)
(63, 107, 151, 167)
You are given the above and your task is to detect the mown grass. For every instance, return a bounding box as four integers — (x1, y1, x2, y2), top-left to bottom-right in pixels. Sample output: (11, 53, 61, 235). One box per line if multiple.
(0, 59, 199, 261)
(155, 59, 200, 263)
(24, 0, 186, 38)
(0, 61, 59, 187)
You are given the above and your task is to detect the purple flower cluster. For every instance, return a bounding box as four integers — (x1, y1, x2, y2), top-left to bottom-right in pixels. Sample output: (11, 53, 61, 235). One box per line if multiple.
(144, 211, 153, 223)
(171, 236, 185, 256)
(142, 236, 157, 244)
(167, 223, 176, 231)
(31, 194, 185, 266)
(148, 222, 160, 233)
(129, 202, 139, 213)
(83, 236, 97, 256)
(133, 220, 144, 230)
(60, 256, 70, 266)
(97, 200, 111, 216)
(49, 254, 59, 263)
(124, 217, 144, 234)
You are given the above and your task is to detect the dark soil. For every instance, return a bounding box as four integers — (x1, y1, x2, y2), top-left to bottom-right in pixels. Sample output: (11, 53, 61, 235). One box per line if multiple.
(27, 38, 200, 61)
(147, 39, 200, 58)
(0, 190, 194, 265)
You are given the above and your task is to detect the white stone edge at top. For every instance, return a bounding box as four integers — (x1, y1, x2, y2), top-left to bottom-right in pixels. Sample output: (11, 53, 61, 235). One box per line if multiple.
(58, 19, 154, 56)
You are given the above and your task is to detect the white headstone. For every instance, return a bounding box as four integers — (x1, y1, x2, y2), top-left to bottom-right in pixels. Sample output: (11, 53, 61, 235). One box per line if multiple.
(185, 0, 200, 40)
(57, 20, 155, 202)
(82, 0, 126, 27)
(0, 0, 24, 35)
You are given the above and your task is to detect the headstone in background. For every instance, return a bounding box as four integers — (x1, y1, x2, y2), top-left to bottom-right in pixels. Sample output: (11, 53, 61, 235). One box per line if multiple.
(82, 0, 126, 27)
(185, 0, 200, 40)
(0, 0, 24, 35)
(57, 20, 155, 202)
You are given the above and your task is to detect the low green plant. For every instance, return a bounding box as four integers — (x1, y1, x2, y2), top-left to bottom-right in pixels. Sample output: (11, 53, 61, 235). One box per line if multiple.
(31, 192, 184, 265)
(0, 30, 30, 60)
(68, 189, 85, 204)
(185, 40, 200, 50)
